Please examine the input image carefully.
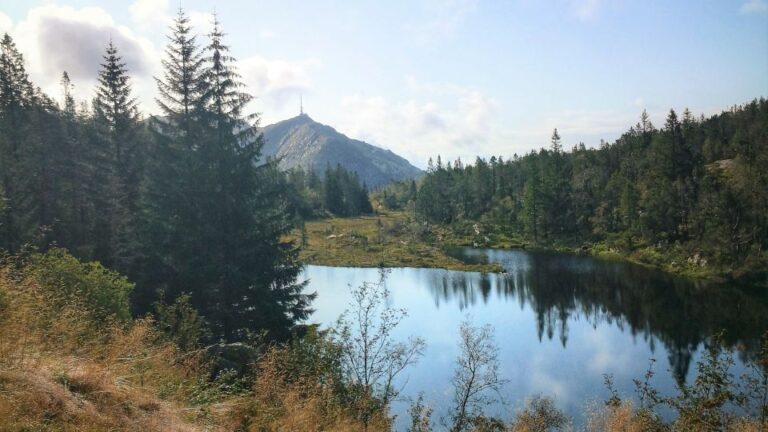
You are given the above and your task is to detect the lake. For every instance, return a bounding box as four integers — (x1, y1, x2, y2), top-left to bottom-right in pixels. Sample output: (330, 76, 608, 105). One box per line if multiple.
(300, 247, 768, 428)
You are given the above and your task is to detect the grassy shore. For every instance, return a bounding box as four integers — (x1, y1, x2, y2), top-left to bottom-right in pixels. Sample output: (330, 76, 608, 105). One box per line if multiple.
(289, 211, 763, 282)
(286, 212, 504, 273)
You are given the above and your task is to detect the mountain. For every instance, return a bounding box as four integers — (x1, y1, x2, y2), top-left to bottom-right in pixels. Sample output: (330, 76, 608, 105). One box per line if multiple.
(261, 113, 422, 188)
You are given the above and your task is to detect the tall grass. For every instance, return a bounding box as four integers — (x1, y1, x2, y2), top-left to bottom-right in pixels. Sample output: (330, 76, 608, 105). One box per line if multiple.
(0, 251, 217, 431)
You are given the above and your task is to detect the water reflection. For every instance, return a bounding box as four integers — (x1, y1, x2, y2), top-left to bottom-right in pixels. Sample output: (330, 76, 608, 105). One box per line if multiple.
(438, 248, 768, 383)
(303, 248, 768, 427)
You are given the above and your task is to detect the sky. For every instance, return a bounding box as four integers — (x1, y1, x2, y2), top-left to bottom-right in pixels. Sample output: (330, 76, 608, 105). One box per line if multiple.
(1, 0, 766, 168)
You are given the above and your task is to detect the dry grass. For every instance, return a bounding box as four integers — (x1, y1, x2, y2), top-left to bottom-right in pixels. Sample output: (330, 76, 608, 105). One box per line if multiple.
(240, 345, 391, 432)
(585, 401, 663, 432)
(0, 261, 224, 432)
(584, 401, 768, 432)
(0, 254, 392, 432)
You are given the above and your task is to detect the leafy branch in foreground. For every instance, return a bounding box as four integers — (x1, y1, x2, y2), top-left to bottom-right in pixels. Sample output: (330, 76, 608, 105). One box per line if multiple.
(449, 320, 509, 432)
(333, 270, 426, 427)
(598, 331, 768, 431)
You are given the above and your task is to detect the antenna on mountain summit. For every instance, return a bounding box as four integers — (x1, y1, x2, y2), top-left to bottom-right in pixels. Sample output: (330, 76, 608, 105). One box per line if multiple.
(300, 93, 304, 115)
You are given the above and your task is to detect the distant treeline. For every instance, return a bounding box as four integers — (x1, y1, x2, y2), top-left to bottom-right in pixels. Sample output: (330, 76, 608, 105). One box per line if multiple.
(284, 164, 373, 219)
(403, 101, 768, 273)
(0, 12, 313, 342)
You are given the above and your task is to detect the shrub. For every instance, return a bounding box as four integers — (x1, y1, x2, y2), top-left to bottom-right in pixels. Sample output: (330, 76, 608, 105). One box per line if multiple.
(241, 327, 392, 431)
(509, 396, 569, 432)
(154, 293, 208, 351)
(28, 248, 133, 322)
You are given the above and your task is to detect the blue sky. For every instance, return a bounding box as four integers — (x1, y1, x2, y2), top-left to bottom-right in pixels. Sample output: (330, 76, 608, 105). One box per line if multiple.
(1, 0, 766, 167)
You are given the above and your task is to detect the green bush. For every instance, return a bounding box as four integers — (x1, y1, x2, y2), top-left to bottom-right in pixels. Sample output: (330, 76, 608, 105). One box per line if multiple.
(154, 293, 208, 351)
(28, 248, 133, 322)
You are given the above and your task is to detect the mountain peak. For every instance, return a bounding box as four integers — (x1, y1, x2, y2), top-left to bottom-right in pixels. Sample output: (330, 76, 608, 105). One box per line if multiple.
(281, 112, 314, 125)
(261, 116, 422, 187)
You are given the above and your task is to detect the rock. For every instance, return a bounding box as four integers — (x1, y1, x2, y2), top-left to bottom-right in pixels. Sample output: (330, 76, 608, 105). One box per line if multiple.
(261, 114, 422, 188)
(687, 252, 708, 268)
(204, 342, 262, 378)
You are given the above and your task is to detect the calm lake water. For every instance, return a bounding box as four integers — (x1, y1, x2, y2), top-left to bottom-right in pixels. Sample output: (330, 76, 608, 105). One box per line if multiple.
(300, 248, 768, 428)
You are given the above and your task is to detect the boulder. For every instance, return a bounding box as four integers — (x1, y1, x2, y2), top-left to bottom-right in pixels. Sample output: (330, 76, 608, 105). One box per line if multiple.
(204, 342, 262, 378)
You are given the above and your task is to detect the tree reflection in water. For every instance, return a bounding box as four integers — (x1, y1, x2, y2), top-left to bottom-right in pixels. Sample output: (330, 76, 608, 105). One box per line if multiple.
(434, 248, 768, 385)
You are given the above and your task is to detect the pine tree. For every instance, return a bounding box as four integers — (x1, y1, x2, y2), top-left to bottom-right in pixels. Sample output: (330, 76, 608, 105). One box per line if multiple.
(324, 164, 344, 214)
(94, 41, 140, 166)
(60, 72, 76, 114)
(197, 14, 311, 340)
(92, 40, 143, 269)
(550, 128, 562, 153)
(137, 9, 208, 313)
(154, 9, 207, 145)
(522, 156, 541, 243)
(359, 181, 373, 214)
(0, 33, 34, 251)
(140, 12, 312, 341)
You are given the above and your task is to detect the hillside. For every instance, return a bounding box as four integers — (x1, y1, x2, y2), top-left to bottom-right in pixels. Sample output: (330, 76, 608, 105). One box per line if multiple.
(261, 114, 422, 188)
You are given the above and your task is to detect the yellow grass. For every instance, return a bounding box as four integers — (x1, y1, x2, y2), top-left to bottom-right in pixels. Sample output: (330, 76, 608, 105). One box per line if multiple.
(0, 263, 229, 432)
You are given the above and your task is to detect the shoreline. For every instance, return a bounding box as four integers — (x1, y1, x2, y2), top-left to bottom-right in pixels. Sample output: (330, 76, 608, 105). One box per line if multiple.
(289, 212, 765, 285)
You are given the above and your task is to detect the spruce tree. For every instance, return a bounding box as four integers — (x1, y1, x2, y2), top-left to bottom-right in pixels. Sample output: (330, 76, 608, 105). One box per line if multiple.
(0, 34, 34, 251)
(155, 9, 207, 145)
(137, 9, 208, 314)
(197, 15, 311, 340)
(140, 12, 312, 341)
(60, 72, 76, 114)
(522, 156, 541, 243)
(93, 40, 143, 269)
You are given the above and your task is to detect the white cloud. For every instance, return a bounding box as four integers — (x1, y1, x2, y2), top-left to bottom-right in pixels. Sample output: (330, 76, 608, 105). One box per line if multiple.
(5, 3, 305, 120)
(259, 29, 277, 40)
(407, 0, 478, 44)
(527, 367, 572, 406)
(740, 0, 768, 14)
(9, 4, 160, 109)
(129, 0, 170, 30)
(188, 10, 215, 35)
(570, 0, 602, 21)
(335, 73, 659, 167)
(582, 329, 633, 374)
(0, 12, 12, 35)
(129, 0, 215, 36)
(240, 56, 320, 121)
(337, 77, 498, 167)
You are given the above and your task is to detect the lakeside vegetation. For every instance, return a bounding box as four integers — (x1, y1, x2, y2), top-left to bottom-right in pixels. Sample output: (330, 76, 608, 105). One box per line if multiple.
(286, 211, 503, 273)
(0, 3, 766, 431)
(373, 101, 768, 283)
(289, 209, 732, 280)
(1, 249, 766, 431)
(0, 13, 314, 343)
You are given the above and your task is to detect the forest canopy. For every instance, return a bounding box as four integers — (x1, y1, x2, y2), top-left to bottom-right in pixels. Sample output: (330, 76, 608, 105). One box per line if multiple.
(410, 101, 768, 276)
(0, 12, 314, 343)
